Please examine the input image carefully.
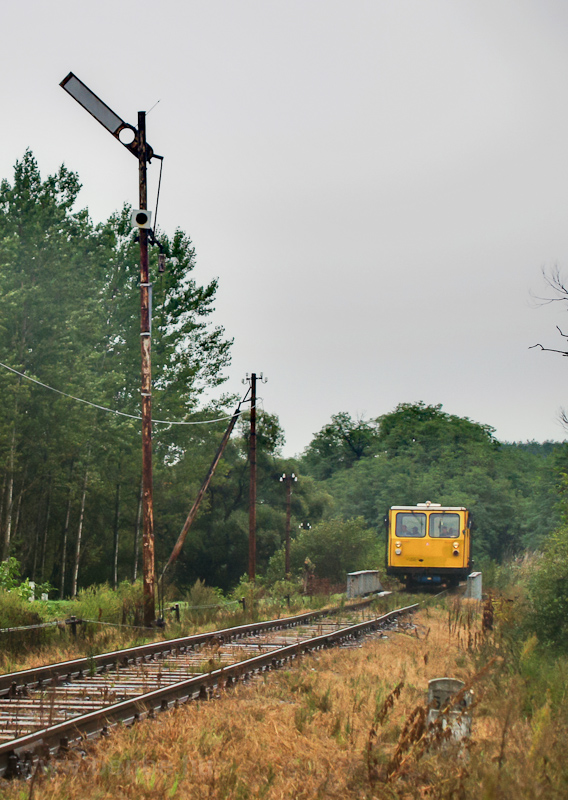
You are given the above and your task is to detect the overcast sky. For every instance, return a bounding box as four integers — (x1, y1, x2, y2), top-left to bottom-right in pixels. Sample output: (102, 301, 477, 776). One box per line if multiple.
(3, 0, 568, 455)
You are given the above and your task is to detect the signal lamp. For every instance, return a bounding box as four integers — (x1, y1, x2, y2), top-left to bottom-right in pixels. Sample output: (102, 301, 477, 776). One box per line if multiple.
(132, 209, 152, 229)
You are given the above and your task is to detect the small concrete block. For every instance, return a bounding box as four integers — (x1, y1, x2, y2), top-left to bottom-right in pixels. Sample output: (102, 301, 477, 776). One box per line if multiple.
(465, 571, 482, 600)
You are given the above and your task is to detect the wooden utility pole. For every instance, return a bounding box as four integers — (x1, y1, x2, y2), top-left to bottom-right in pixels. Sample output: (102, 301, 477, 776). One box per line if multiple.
(243, 372, 266, 581)
(72, 463, 89, 597)
(280, 473, 297, 575)
(113, 479, 121, 590)
(138, 111, 155, 626)
(248, 374, 257, 581)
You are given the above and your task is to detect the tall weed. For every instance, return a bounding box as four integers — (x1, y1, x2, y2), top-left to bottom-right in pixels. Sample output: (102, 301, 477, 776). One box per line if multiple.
(0, 590, 55, 658)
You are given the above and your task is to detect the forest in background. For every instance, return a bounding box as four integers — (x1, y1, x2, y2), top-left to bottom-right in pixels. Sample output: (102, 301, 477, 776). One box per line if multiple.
(0, 153, 566, 599)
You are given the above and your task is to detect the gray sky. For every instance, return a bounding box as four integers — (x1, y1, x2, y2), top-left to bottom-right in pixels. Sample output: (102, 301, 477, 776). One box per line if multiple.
(2, 0, 568, 455)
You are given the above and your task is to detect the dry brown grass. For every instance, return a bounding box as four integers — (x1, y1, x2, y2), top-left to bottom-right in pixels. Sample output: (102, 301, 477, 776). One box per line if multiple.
(2, 597, 568, 799)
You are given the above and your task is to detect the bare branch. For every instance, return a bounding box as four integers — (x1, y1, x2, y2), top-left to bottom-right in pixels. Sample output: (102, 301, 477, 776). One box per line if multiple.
(530, 265, 568, 307)
(530, 323, 568, 355)
(529, 343, 568, 356)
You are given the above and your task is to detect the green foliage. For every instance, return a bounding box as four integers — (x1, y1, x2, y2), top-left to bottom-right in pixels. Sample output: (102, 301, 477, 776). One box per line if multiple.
(229, 574, 266, 605)
(238, 410, 285, 456)
(0, 557, 51, 599)
(378, 401, 497, 461)
(302, 412, 379, 480)
(0, 590, 50, 657)
(527, 526, 568, 650)
(514, 635, 568, 719)
(0, 557, 24, 591)
(0, 564, 56, 656)
(185, 578, 224, 606)
(269, 578, 303, 602)
(0, 589, 46, 629)
(268, 517, 380, 585)
(183, 579, 225, 624)
(71, 581, 144, 626)
(167, 441, 332, 591)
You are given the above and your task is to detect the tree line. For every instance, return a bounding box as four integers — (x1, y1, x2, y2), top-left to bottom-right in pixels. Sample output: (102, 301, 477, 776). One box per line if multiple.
(0, 152, 334, 595)
(0, 153, 564, 597)
(299, 404, 564, 562)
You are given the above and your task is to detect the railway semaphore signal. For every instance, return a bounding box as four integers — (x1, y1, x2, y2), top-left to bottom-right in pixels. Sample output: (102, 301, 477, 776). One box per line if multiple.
(60, 73, 162, 626)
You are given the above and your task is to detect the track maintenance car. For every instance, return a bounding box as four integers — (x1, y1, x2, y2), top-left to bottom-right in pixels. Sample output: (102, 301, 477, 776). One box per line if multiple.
(386, 502, 472, 588)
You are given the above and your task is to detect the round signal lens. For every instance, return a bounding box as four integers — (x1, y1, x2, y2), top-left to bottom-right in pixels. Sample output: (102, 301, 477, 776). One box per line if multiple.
(395, 548, 402, 555)
(453, 542, 459, 548)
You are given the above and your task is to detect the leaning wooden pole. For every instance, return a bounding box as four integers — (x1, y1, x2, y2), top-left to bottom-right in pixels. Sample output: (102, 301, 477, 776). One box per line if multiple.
(161, 404, 242, 580)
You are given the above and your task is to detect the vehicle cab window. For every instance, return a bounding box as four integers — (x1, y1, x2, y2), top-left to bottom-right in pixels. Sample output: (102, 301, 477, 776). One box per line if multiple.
(429, 513, 460, 538)
(395, 513, 426, 538)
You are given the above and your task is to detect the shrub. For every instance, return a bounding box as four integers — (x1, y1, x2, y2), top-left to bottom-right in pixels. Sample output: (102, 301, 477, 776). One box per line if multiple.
(266, 517, 380, 585)
(527, 526, 568, 650)
(72, 581, 144, 627)
(0, 589, 53, 658)
(184, 579, 225, 624)
(0, 589, 45, 629)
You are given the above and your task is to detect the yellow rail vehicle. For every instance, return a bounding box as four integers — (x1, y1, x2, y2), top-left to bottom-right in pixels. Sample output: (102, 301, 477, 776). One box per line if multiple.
(386, 503, 472, 588)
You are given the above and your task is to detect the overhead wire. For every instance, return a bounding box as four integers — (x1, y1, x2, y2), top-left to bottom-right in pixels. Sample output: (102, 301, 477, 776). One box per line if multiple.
(153, 155, 164, 234)
(0, 360, 241, 426)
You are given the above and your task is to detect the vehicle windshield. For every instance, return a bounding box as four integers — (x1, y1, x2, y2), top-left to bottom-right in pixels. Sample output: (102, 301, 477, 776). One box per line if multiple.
(395, 513, 426, 538)
(429, 513, 460, 538)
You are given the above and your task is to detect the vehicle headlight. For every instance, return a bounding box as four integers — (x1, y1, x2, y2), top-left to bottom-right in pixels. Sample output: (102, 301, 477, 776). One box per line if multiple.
(395, 548, 402, 555)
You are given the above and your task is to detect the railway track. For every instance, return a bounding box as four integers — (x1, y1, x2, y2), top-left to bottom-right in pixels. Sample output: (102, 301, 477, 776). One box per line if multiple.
(0, 600, 418, 779)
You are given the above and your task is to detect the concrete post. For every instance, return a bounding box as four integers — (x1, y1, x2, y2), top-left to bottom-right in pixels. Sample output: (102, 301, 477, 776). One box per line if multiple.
(427, 678, 473, 740)
(465, 571, 482, 600)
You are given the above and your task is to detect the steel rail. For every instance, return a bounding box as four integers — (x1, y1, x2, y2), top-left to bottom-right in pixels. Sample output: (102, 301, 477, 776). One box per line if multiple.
(0, 598, 379, 699)
(0, 603, 417, 778)
(0, 599, 381, 742)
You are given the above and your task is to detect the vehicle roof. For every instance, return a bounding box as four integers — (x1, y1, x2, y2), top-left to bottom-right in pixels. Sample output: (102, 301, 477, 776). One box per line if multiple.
(390, 506, 468, 511)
